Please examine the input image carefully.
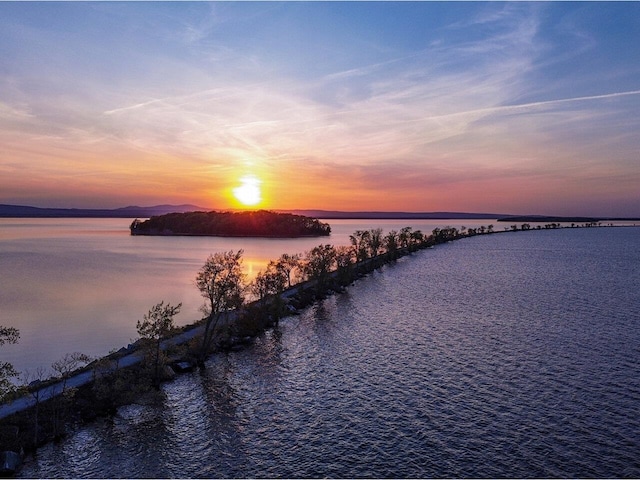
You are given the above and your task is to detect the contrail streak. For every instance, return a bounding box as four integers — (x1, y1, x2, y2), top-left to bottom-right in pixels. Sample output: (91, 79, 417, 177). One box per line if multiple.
(103, 99, 163, 115)
(427, 89, 640, 120)
(103, 85, 264, 116)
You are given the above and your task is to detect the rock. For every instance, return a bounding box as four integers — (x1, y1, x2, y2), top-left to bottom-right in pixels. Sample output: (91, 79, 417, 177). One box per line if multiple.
(172, 361, 194, 373)
(0, 451, 21, 476)
(161, 366, 176, 380)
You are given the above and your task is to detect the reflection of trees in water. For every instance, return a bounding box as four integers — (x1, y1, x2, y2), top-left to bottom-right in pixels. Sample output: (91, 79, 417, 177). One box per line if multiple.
(308, 297, 344, 344)
(251, 327, 286, 376)
(97, 402, 172, 477)
(200, 356, 241, 421)
(160, 374, 224, 477)
(195, 356, 253, 477)
(21, 395, 173, 477)
(41, 359, 256, 478)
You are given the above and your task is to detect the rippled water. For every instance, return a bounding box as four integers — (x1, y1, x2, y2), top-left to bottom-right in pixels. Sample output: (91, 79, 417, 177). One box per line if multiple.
(20, 227, 640, 478)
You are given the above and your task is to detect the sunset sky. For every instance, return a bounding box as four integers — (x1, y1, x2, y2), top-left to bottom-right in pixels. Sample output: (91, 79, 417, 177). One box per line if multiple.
(1, 2, 639, 216)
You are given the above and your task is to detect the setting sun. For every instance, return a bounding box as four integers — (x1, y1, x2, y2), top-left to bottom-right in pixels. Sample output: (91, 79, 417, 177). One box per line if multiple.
(233, 175, 262, 207)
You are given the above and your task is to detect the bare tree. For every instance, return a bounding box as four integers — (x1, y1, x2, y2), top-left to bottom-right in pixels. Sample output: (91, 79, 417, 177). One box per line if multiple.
(195, 250, 246, 367)
(137, 301, 181, 387)
(22, 367, 48, 446)
(51, 352, 93, 392)
(51, 352, 93, 436)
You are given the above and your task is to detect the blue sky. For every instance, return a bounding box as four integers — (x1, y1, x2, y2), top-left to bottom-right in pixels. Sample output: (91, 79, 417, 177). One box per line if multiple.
(1, 2, 639, 216)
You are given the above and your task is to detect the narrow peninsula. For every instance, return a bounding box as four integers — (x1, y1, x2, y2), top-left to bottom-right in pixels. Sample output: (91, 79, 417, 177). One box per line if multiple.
(130, 210, 331, 237)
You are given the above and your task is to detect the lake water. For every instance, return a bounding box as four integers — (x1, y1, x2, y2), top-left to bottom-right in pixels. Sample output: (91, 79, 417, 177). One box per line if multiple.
(1, 217, 490, 374)
(16, 223, 640, 478)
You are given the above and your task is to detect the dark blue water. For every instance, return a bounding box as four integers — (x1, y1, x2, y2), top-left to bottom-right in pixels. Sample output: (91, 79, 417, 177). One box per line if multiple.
(21, 227, 640, 478)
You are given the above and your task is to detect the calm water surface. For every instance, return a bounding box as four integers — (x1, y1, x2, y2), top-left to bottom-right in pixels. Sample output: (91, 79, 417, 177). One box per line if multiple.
(1, 218, 486, 373)
(19, 226, 640, 478)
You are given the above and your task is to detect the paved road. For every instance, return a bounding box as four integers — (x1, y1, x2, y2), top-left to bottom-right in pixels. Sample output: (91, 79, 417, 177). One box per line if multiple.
(0, 355, 138, 420)
(0, 310, 239, 420)
(0, 271, 337, 420)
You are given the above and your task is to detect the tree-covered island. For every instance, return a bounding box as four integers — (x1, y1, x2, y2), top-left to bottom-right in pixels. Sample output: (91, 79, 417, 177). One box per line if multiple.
(130, 210, 331, 237)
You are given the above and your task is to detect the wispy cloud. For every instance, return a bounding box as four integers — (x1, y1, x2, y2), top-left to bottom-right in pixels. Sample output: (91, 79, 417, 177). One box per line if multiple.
(2, 2, 639, 214)
(0, 101, 33, 119)
(103, 99, 164, 116)
(419, 90, 640, 122)
(11, 3, 548, 169)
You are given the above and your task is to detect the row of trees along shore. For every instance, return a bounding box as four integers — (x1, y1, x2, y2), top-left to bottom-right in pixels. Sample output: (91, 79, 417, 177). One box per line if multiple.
(0, 220, 605, 462)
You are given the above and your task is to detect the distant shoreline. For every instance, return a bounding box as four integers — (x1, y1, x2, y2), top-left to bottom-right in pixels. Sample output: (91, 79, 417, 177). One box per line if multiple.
(496, 215, 640, 223)
(1, 203, 638, 222)
(0, 203, 503, 219)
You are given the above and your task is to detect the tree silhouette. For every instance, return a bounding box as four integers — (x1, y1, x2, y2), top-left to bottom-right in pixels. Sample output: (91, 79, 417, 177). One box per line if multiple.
(0, 325, 19, 400)
(275, 253, 301, 288)
(384, 230, 399, 258)
(399, 226, 413, 249)
(137, 301, 181, 386)
(410, 230, 425, 250)
(349, 230, 371, 262)
(195, 250, 245, 367)
(368, 228, 383, 258)
(22, 367, 47, 446)
(50, 352, 92, 436)
(252, 261, 287, 302)
(304, 244, 337, 288)
(131, 210, 330, 237)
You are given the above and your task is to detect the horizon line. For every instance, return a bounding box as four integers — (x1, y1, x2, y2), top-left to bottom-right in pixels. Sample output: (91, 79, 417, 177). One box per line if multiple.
(2, 202, 639, 221)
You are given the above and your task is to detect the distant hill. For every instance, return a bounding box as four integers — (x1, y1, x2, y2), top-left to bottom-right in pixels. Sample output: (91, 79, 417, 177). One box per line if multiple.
(0, 204, 208, 218)
(6, 204, 635, 222)
(0, 204, 507, 219)
(280, 209, 506, 220)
